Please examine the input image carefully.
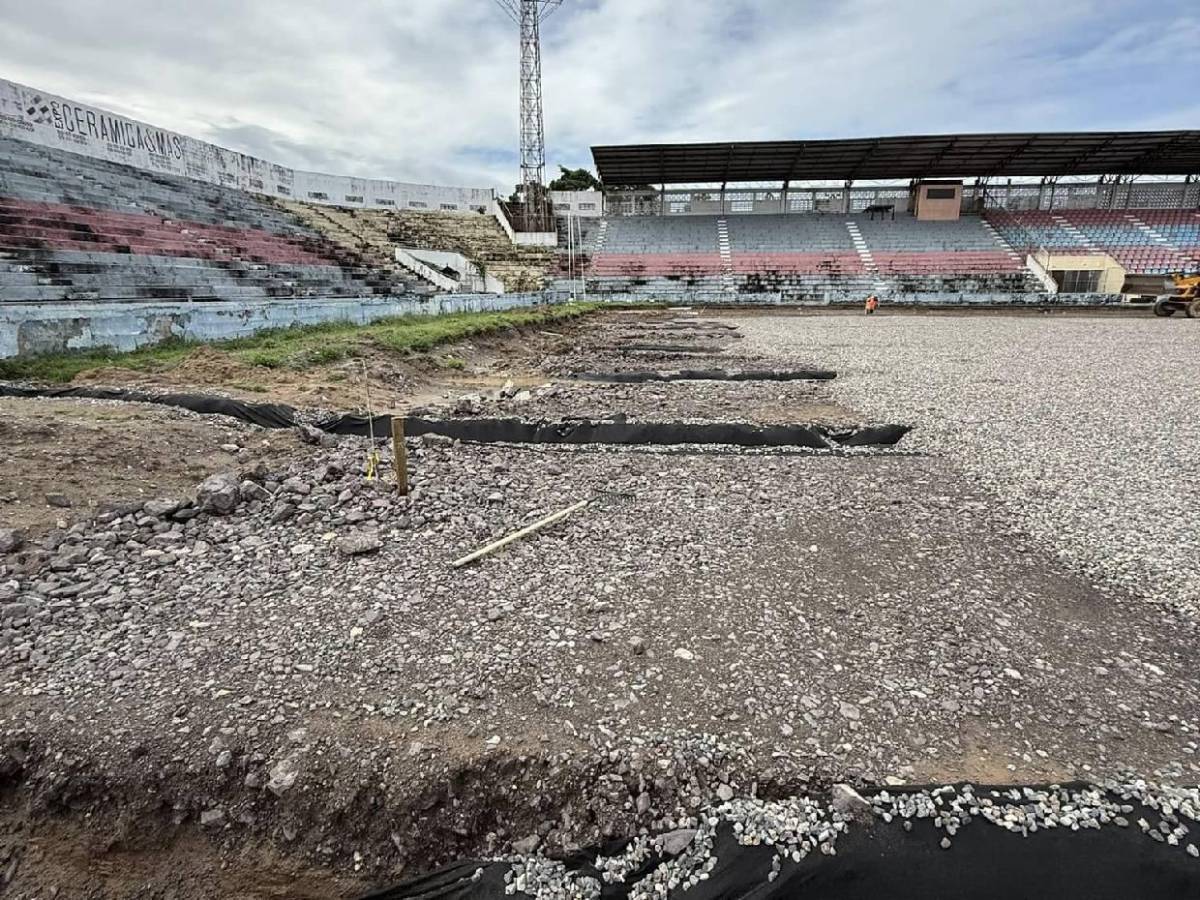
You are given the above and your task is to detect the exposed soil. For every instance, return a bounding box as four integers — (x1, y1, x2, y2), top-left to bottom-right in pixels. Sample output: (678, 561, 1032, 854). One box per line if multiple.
(0, 397, 309, 537)
(69, 321, 599, 413)
(0, 812, 356, 900)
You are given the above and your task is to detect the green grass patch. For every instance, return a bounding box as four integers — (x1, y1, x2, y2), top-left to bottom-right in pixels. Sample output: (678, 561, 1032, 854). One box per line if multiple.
(0, 338, 195, 383)
(0, 302, 600, 384)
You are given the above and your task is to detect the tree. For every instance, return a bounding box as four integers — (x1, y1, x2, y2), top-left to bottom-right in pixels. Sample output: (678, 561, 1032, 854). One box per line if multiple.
(548, 166, 601, 192)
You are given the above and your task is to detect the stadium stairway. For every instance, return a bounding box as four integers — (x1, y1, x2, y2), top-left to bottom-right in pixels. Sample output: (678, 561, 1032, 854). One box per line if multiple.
(0, 137, 416, 304)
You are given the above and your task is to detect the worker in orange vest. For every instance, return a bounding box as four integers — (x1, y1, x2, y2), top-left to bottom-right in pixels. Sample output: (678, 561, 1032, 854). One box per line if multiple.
(865, 294, 879, 315)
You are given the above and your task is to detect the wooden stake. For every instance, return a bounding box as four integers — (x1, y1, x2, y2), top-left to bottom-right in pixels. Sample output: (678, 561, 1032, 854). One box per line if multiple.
(392, 417, 408, 496)
(452, 499, 591, 568)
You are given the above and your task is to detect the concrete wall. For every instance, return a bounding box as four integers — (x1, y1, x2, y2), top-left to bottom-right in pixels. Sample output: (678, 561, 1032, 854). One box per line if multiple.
(542, 276, 1122, 308)
(551, 190, 605, 217)
(580, 290, 1123, 308)
(0, 77, 496, 214)
(0, 293, 554, 359)
(514, 232, 559, 247)
(404, 248, 506, 294)
(1036, 251, 1126, 294)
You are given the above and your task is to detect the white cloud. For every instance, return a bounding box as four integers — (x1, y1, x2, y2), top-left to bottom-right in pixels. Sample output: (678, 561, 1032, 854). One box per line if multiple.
(0, 0, 1193, 189)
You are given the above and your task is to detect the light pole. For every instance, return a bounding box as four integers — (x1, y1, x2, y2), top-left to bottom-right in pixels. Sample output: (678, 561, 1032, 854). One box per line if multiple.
(491, 0, 564, 232)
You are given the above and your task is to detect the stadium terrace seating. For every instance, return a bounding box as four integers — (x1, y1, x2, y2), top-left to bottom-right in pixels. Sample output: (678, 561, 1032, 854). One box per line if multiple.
(602, 216, 719, 253)
(727, 215, 863, 276)
(284, 202, 555, 292)
(0, 137, 415, 303)
(588, 253, 724, 277)
(576, 212, 1042, 297)
(579, 216, 724, 280)
(984, 208, 1200, 275)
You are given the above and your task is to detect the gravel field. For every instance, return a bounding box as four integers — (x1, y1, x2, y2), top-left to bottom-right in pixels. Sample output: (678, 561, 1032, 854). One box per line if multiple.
(735, 313, 1200, 615)
(1, 310, 1198, 896)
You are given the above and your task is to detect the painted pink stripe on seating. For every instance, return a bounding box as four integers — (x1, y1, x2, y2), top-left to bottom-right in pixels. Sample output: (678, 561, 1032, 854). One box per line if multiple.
(0, 195, 341, 267)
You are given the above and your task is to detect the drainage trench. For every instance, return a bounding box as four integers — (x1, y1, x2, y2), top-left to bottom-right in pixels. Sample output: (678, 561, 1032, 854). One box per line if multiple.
(0, 384, 910, 449)
(573, 369, 837, 383)
(400, 417, 910, 449)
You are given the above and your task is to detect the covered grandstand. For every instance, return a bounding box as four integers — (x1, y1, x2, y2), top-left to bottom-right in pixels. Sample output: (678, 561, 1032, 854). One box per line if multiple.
(557, 130, 1200, 302)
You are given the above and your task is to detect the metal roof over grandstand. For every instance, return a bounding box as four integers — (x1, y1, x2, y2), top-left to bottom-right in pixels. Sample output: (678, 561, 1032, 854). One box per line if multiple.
(591, 130, 1200, 185)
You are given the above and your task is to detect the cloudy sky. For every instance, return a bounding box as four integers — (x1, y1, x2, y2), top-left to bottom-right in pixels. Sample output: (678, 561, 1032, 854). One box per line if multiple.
(0, 0, 1195, 190)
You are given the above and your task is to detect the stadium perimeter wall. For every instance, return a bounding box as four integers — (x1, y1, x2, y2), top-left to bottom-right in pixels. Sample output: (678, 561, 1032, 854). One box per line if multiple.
(0, 293, 554, 359)
(0, 77, 496, 214)
(1, 290, 1125, 359)
(581, 291, 1120, 307)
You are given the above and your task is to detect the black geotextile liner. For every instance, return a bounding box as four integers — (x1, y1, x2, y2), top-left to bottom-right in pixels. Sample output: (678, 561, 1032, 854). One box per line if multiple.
(574, 369, 838, 383)
(339, 417, 910, 448)
(0, 383, 910, 448)
(0, 383, 299, 429)
(360, 792, 1200, 900)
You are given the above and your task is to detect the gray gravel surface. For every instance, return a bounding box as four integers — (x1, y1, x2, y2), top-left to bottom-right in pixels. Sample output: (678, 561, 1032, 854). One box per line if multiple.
(736, 313, 1200, 615)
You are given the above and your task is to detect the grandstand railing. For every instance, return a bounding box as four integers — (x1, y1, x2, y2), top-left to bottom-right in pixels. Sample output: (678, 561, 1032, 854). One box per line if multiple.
(601, 181, 1200, 218)
(979, 186, 1045, 254)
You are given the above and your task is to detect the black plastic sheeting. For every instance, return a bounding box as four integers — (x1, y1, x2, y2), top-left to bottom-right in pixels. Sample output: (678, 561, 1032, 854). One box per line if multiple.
(404, 418, 908, 448)
(360, 793, 1200, 900)
(0, 384, 909, 448)
(574, 369, 838, 383)
(0, 383, 298, 429)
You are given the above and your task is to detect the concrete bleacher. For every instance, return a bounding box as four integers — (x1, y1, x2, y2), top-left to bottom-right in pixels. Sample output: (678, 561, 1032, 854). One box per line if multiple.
(588, 216, 722, 278)
(727, 215, 863, 276)
(0, 137, 414, 303)
(282, 203, 554, 292)
(856, 214, 1037, 293)
(985, 208, 1200, 275)
(578, 212, 1042, 297)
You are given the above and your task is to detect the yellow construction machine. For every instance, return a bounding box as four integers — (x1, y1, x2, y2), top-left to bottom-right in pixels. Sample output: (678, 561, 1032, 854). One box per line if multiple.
(1153, 274, 1200, 318)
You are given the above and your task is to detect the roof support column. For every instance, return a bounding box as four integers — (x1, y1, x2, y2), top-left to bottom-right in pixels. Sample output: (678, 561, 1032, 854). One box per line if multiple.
(972, 177, 987, 213)
(721, 182, 727, 216)
(844, 179, 853, 214)
(781, 180, 789, 214)
(660, 183, 665, 217)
